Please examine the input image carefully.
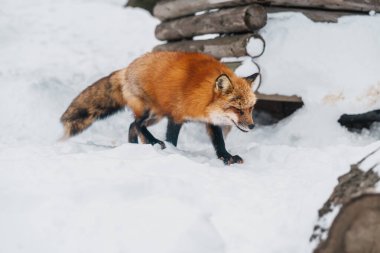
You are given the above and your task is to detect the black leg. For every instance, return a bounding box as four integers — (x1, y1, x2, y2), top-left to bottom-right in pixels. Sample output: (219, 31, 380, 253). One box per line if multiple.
(206, 124, 243, 165)
(133, 111, 166, 149)
(128, 122, 138, 143)
(136, 125, 166, 149)
(166, 119, 182, 147)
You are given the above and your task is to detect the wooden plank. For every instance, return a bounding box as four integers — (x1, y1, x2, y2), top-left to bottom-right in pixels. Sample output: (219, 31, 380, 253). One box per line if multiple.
(254, 95, 304, 125)
(267, 7, 358, 22)
(153, 33, 265, 59)
(155, 5, 267, 41)
(154, 0, 261, 20)
(256, 93, 303, 103)
(223, 61, 243, 71)
(263, 0, 380, 12)
(154, 0, 380, 21)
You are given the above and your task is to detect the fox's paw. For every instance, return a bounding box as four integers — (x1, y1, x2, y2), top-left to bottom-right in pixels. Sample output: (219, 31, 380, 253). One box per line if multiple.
(152, 140, 166, 149)
(219, 154, 244, 165)
(158, 140, 166, 150)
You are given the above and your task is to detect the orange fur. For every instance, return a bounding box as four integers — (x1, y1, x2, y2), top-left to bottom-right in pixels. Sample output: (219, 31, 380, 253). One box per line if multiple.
(119, 52, 256, 126)
(61, 51, 256, 137)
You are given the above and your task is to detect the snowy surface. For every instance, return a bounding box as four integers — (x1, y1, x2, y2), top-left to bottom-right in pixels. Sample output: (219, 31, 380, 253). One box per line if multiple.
(1, 1, 380, 253)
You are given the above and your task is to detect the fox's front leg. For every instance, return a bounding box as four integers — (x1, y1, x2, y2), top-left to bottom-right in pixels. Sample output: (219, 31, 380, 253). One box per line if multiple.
(166, 118, 182, 147)
(206, 124, 243, 165)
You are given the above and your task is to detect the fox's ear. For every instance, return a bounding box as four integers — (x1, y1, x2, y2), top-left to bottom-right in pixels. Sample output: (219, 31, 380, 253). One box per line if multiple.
(245, 73, 259, 86)
(215, 74, 232, 93)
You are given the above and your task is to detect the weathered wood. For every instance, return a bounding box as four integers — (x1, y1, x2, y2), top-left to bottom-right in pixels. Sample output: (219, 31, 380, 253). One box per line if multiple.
(153, 34, 265, 59)
(154, 0, 380, 21)
(154, 0, 261, 20)
(125, 0, 159, 14)
(254, 97, 304, 125)
(338, 109, 380, 131)
(318, 166, 380, 219)
(224, 61, 243, 71)
(256, 93, 303, 103)
(266, 7, 357, 23)
(311, 149, 380, 253)
(314, 194, 380, 253)
(155, 5, 267, 41)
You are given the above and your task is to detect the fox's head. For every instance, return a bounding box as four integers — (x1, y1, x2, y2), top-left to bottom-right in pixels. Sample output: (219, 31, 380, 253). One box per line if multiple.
(208, 73, 259, 132)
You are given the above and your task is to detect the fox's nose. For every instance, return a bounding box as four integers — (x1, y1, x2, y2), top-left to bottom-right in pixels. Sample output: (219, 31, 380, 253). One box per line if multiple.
(248, 124, 255, 129)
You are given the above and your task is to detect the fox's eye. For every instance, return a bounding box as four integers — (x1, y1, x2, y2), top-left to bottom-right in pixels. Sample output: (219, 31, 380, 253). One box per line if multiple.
(230, 106, 243, 115)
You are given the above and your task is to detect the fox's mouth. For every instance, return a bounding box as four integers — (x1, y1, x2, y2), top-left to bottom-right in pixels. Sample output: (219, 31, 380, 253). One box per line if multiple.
(231, 120, 249, 133)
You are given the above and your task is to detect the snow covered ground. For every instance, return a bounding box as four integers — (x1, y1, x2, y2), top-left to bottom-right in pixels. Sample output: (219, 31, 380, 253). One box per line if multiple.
(1, 0, 380, 252)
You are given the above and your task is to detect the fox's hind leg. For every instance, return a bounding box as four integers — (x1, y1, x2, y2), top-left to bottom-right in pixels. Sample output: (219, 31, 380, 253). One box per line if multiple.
(129, 111, 165, 149)
(128, 122, 139, 143)
(128, 115, 161, 144)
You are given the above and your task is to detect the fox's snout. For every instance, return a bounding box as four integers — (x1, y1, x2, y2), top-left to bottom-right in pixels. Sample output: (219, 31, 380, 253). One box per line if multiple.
(234, 107, 255, 132)
(236, 121, 255, 132)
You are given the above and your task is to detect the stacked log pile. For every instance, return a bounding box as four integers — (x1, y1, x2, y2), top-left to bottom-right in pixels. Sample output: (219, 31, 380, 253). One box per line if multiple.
(154, 4, 267, 59)
(152, 0, 379, 60)
(151, 0, 378, 105)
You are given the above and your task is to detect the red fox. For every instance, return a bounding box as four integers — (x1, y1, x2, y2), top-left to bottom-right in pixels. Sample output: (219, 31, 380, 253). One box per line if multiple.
(61, 52, 258, 164)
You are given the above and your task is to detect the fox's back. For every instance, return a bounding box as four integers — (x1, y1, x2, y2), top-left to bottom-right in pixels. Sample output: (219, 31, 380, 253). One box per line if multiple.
(123, 52, 235, 120)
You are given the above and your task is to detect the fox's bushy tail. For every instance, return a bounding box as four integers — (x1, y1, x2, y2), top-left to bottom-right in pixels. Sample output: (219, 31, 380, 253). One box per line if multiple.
(60, 74, 125, 138)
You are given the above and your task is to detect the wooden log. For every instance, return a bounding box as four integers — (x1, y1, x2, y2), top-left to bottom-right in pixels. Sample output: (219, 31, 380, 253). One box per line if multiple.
(154, 0, 261, 20)
(153, 33, 265, 59)
(154, 0, 380, 21)
(338, 109, 380, 131)
(155, 5, 267, 41)
(262, 0, 380, 12)
(254, 95, 304, 125)
(256, 93, 303, 103)
(314, 194, 380, 253)
(125, 0, 159, 14)
(266, 7, 358, 23)
(223, 61, 243, 71)
(311, 149, 380, 253)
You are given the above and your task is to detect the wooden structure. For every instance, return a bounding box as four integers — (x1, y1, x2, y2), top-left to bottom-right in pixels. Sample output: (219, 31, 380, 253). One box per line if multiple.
(152, 1, 267, 59)
(311, 148, 380, 253)
(315, 194, 380, 253)
(125, 0, 158, 14)
(153, 0, 379, 21)
(149, 0, 378, 106)
(152, 0, 378, 57)
(155, 5, 267, 41)
(126, 0, 379, 117)
(154, 33, 265, 59)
